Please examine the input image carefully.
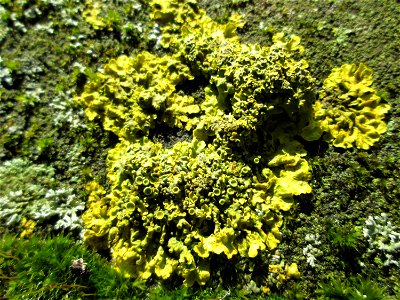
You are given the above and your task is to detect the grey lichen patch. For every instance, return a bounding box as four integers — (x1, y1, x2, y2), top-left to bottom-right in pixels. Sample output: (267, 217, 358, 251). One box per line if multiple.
(363, 213, 400, 268)
(0, 158, 84, 232)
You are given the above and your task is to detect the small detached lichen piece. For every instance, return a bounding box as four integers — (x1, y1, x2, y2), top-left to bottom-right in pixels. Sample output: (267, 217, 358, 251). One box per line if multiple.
(302, 63, 390, 149)
(82, 0, 107, 30)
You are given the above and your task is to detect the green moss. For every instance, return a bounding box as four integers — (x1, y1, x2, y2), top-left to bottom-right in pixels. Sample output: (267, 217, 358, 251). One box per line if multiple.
(317, 276, 391, 300)
(317, 277, 351, 300)
(327, 223, 362, 252)
(0, 234, 146, 299)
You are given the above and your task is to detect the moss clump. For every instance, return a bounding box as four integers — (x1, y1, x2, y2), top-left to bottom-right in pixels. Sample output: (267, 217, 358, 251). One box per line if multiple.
(0, 234, 146, 299)
(317, 276, 391, 300)
(327, 223, 362, 254)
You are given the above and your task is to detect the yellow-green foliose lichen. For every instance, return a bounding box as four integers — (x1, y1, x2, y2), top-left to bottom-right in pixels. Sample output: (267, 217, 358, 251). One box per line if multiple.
(74, 0, 335, 286)
(301, 63, 390, 149)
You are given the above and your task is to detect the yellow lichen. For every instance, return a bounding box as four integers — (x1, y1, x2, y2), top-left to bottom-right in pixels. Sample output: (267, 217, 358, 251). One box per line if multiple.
(19, 218, 36, 238)
(82, 0, 107, 30)
(77, 0, 314, 286)
(285, 262, 300, 279)
(302, 63, 390, 149)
